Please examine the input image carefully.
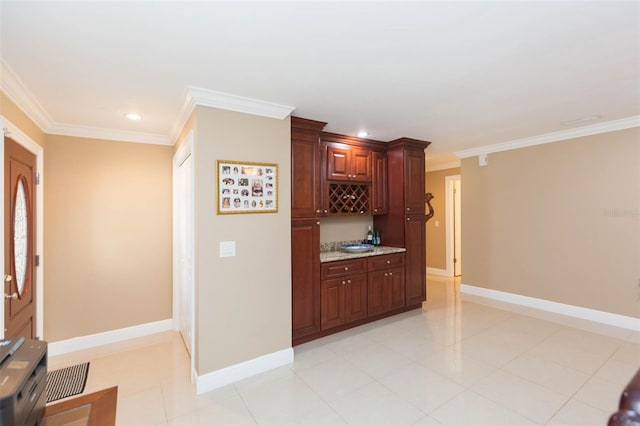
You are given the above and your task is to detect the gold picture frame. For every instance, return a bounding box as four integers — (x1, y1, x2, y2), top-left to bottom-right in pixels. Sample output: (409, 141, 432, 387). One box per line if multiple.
(217, 160, 278, 214)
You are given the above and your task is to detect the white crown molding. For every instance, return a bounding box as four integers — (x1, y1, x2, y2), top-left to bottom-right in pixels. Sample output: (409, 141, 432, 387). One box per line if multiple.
(0, 59, 54, 131)
(170, 88, 197, 145)
(455, 115, 640, 159)
(2, 60, 171, 145)
(187, 85, 295, 120)
(47, 122, 171, 145)
(426, 160, 461, 172)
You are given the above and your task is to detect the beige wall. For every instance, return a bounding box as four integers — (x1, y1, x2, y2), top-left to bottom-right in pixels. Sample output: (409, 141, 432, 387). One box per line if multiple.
(1, 92, 46, 148)
(194, 106, 291, 375)
(44, 135, 173, 341)
(320, 216, 373, 243)
(462, 127, 640, 318)
(425, 167, 461, 271)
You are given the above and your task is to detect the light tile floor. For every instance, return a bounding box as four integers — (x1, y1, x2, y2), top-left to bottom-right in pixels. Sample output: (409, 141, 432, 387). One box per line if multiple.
(48, 276, 640, 425)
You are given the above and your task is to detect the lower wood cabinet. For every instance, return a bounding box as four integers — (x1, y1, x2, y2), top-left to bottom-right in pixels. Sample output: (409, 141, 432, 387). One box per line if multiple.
(367, 254, 405, 316)
(320, 259, 367, 330)
(291, 219, 321, 341)
(320, 274, 367, 330)
(319, 253, 406, 333)
(404, 215, 426, 306)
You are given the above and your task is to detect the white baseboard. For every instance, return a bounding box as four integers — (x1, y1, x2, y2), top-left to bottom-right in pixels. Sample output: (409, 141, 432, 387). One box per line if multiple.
(460, 284, 640, 331)
(48, 319, 173, 356)
(427, 267, 450, 277)
(196, 348, 294, 394)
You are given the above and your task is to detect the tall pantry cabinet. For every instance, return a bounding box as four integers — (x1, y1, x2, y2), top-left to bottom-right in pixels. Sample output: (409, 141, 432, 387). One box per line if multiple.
(374, 138, 431, 307)
(291, 117, 327, 342)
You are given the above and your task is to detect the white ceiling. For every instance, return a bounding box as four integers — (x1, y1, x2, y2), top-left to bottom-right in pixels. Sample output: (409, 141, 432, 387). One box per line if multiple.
(1, 1, 639, 167)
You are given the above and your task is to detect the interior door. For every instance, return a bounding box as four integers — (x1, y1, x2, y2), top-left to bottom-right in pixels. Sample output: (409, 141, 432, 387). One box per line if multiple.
(4, 137, 37, 339)
(453, 178, 462, 277)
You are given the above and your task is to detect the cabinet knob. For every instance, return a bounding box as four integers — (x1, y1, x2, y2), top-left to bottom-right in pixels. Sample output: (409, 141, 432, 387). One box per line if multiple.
(344, 267, 349, 271)
(374, 209, 377, 212)
(347, 279, 351, 284)
(341, 280, 346, 285)
(384, 273, 388, 277)
(406, 217, 410, 221)
(389, 272, 393, 276)
(386, 260, 391, 264)
(316, 209, 321, 213)
(406, 208, 411, 211)
(324, 209, 328, 213)
(316, 221, 320, 225)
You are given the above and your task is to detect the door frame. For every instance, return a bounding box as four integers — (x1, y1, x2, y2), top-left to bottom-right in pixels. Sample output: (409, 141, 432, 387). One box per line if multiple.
(445, 174, 461, 278)
(172, 129, 195, 381)
(0, 116, 44, 340)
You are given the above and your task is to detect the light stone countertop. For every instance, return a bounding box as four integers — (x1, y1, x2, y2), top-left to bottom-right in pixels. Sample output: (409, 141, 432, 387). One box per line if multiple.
(320, 246, 406, 263)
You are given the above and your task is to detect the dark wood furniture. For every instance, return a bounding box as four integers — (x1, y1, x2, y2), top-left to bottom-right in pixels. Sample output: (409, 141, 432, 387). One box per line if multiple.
(375, 138, 431, 308)
(42, 386, 118, 426)
(320, 259, 368, 330)
(291, 117, 430, 346)
(291, 117, 326, 342)
(609, 368, 640, 426)
(367, 253, 405, 316)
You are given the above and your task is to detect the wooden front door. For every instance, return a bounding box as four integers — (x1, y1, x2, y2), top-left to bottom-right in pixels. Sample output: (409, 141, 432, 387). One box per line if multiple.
(4, 137, 37, 339)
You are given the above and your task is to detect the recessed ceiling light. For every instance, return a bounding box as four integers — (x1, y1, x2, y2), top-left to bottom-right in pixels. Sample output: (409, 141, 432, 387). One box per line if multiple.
(356, 130, 369, 138)
(125, 113, 142, 121)
(560, 115, 601, 126)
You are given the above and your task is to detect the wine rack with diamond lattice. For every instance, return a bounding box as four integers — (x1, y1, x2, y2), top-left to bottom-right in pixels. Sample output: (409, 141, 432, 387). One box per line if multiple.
(327, 183, 370, 215)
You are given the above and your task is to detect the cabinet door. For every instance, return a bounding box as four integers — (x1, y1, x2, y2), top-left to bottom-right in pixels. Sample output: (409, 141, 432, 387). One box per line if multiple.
(404, 149, 425, 214)
(326, 145, 350, 181)
(291, 131, 321, 218)
(292, 219, 321, 340)
(372, 152, 387, 215)
(367, 270, 387, 316)
(321, 277, 345, 330)
(388, 268, 405, 311)
(345, 274, 368, 323)
(350, 148, 372, 182)
(405, 215, 426, 306)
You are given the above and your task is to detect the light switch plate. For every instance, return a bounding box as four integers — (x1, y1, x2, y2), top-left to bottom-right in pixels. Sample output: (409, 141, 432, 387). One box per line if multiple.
(220, 241, 236, 257)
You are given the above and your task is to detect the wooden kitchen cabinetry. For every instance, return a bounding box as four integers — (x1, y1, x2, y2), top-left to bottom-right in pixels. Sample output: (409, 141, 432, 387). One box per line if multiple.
(374, 138, 431, 308)
(320, 259, 368, 330)
(367, 253, 405, 316)
(291, 117, 327, 218)
(291, 218, 321, 341)
(291, 116, 430, 346)
(325, 143, 372, 182)
(404, 215, 426, 306)
(371, 151, 388, 215)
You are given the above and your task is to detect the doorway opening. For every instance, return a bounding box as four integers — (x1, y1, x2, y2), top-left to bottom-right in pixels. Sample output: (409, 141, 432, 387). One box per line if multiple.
(172, 130, 195, 381)
(445, 175, 461, 277)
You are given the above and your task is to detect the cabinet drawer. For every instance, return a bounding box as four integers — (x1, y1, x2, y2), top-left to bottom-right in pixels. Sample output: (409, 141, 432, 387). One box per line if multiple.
(367, 253, 405, 271)
(321, 258, 367, 279)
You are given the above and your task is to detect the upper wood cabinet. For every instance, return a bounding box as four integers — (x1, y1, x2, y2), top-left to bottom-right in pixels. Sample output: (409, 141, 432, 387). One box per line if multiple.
(372, 151, 387, 215)
(404, 149, 426, 214)
(291, 117, 327, 218)
(325, 143, 372, 182)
